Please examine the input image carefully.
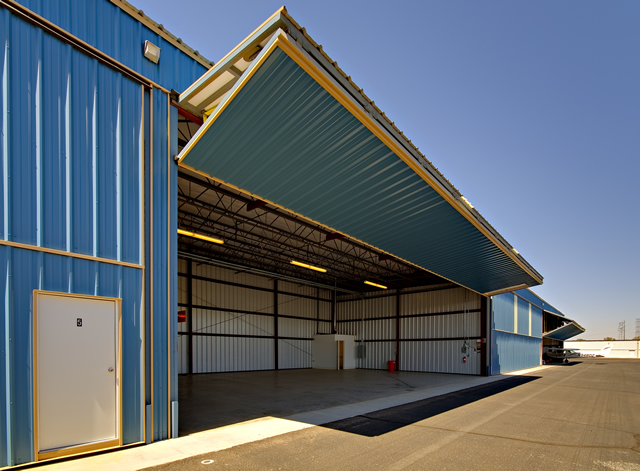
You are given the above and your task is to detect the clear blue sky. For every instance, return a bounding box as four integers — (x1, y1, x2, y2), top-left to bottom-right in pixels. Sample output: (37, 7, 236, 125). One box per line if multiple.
(135, 0, 640, 339)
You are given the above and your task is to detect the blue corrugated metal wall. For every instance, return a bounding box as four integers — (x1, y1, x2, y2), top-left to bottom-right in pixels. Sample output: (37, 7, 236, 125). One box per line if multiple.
(0, 6, 151, 465)
(491, 331, 541, 375)
(15, 0, 209, 92)
(516, 296, 529, 335)
(492, 293, 514, 332)
(531, 305, 542, 338)
(490, 292, 544, 375)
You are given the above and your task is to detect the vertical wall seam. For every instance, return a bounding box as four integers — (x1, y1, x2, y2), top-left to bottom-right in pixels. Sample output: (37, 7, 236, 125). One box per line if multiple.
(2, 38, 9, 241)
(35, 60, 41, 247)
(64, 68, 71, 252)
(91, 83, 97, 258)
(148, 86, 153, 442)
(166, 93, 171, 438)
(116, 84, 122, 262)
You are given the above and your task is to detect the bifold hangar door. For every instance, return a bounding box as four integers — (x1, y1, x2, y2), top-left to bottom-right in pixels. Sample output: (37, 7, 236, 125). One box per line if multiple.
(34, 292, 121, 460)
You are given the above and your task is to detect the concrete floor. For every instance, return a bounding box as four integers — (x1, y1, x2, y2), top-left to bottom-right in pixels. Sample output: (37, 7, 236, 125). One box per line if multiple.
(178, 369, 492, 435)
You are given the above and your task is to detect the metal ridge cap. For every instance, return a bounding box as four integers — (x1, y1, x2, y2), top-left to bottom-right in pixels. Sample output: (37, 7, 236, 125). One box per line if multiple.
(278, 9, 542, 282)
(111, 0, 214, 68)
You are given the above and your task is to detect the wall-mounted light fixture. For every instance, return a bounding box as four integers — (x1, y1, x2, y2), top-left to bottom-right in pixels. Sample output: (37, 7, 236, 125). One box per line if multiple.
(144, 40, 161, 64)
(364, 280, 387, 290)
(177, 229, 223, 245)
(290, 260, 327, 273)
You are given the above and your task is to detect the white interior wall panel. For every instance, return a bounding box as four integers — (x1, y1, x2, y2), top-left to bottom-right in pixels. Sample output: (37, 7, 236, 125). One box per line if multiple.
(400, 312, 480, 339)
(193, 263, 274, 290)
(357, 341, 395, 370)
(177, 335, 189, 374)
(278, 294, 321, 319)
(278, 317, 317, 338)
(339, 318, 396, 341)
(336, 286, 483, 374)
(192, 279, 274, 314)
(278, 339, 313, 369)
(193, 310, 275, 336)
(178, 259, 332, 373)
(401, 287, 480, 316)
(338, 295, 395, 321)
(401, 340, 481, 375)
(193, 336, 275, 373)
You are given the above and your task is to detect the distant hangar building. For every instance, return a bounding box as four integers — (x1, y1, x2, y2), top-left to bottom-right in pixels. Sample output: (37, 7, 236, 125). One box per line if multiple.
(0, 0, 583, 467)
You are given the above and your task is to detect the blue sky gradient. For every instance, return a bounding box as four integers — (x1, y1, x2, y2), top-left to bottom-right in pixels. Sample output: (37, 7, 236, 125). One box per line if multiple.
(134, 0, 640, 339)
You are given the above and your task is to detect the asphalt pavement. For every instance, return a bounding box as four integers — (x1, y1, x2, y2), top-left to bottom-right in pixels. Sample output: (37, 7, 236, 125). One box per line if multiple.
(144, 359, 640, 471)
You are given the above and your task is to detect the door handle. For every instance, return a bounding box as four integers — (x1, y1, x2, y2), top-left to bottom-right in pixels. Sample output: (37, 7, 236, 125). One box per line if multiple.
(108, 367, 114, 372)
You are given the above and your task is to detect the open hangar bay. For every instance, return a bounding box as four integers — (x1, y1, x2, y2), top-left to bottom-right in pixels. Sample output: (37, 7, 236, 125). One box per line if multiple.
(0, 0, 583, 467)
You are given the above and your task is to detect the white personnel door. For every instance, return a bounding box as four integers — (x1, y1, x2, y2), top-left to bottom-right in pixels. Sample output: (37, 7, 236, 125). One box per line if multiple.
(36, 292, 119, 453)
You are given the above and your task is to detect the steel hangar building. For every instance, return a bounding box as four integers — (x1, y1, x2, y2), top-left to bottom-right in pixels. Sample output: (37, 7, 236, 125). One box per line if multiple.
(0, 0, 583, 467)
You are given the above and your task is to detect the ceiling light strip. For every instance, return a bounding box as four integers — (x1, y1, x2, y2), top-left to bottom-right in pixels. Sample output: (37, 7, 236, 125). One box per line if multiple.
(177, 228, 224, 244)
(290, 260, 327, 273)
(364, 280, 387, 290)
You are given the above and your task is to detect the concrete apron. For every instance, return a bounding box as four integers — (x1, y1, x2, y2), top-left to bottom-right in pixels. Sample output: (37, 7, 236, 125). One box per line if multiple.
(37, 367, 549, 471)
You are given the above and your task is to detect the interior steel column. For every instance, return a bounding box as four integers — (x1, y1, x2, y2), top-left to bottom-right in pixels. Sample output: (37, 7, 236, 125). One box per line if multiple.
(395, 290, 401, 371)
(331, 290, 337, 334)
(274, 279, 279, 370)
(481, 295, 488, 376)
(187, 260, 193, 375)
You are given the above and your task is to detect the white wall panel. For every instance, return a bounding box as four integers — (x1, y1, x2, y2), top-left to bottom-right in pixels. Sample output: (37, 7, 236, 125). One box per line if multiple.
(338, 296, 395, 321)
(193, 336, 275, 373)
(193, 310, 274, 336)
(192, 263, 274, 290)
(177, 335, 189, 374)
(401, 312, 480, 339)
(278, 317, 318, 338)
(278, 339, 312, 369)
(400, 340, 481, 374)
(401, 287, 480, 316)
(278, 294, 320, 319)
(192, 279, 273, 314)
(357, 341, 395, 369)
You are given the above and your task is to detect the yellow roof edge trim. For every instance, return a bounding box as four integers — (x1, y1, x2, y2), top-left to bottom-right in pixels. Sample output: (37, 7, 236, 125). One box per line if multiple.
(178, 162, 480, 296)
(483, 284, 530, 297)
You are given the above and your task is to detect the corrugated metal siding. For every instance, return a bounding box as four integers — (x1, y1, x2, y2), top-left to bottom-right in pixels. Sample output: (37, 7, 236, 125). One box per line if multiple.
(0, 8, 145, 464)
(192, 336, 274, 373)
(516, 296, 530, 335)
(401, 312, 480, 339)
(177, 261, 329, 374)
(181, 46, 540, 294)
(401, 287, 480, 315)
(492, 293, 515, 332)
(401, 340, 481, 375)
(14, 0, 208, 92)
(531, 305, 542, 338)
(514, 288, 564, 316)
(0, 248, 144, 465)
(491, 331, 541, 374)
(337, 287, 482, 375)
(147, 88, 171, 441)
(278, 339, 312, 369)
(357, 342, 395, 370)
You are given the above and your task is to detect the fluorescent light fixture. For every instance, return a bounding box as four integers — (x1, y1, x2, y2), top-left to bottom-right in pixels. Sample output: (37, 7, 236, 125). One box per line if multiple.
(177, 229, 224, 245)
(364, 280, 387, 290)
(144, 40, 161, 64)
(290, 260, 327, 273)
